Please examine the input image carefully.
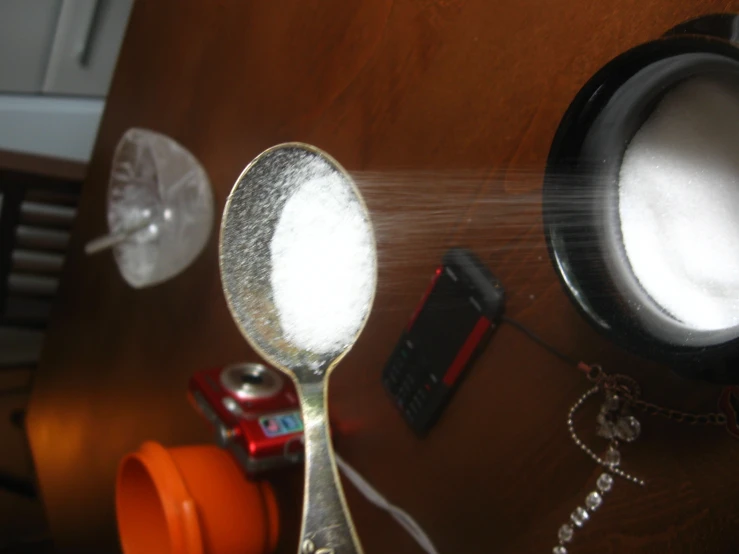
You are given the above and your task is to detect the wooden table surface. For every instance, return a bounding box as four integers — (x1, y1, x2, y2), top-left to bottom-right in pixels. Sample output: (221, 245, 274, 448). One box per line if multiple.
(26, 1, 739, 553)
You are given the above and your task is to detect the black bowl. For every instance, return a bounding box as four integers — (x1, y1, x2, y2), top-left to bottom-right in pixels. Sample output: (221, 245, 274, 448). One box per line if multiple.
(543, 14, 739, 383)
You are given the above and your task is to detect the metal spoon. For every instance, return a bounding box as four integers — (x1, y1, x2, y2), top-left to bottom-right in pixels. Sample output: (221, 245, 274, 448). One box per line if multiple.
(220, 143, 376, 554)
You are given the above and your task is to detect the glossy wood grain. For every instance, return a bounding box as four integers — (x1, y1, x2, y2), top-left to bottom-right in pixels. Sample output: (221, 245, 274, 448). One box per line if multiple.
(26, 0, 739, 553)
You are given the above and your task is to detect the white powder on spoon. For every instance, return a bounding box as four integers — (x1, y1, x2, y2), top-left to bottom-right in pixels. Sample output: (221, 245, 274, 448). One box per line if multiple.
(270, 164, 375, 353)
(619, 76, 739, 331)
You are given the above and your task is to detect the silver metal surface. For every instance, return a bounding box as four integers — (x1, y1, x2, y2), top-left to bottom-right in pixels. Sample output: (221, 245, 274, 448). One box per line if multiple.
(216, 424, 238, 448)
(220, 143, 376, 554)
(220, 362, 284, 400)
(221, 397, 245, 417)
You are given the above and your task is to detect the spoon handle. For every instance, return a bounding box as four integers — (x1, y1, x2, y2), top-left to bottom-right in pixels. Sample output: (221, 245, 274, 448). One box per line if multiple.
(298, 382, 363, 554)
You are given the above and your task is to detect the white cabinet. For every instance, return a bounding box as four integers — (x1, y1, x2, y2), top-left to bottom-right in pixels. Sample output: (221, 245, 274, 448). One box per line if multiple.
(0, 0, 62, 93)
(43, 0, 134, 96)
(0, 0, 134, 162)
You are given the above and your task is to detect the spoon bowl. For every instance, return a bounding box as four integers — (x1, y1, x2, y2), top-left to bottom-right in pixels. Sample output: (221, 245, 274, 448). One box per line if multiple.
(220, 143, 376, 554)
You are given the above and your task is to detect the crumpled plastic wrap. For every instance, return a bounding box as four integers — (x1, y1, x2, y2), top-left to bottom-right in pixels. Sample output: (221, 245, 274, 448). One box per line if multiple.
(107, 128, 213, 288)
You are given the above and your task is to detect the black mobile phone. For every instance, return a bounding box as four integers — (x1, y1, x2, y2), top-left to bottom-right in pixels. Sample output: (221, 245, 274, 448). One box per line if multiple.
(382, 248, 505, 434)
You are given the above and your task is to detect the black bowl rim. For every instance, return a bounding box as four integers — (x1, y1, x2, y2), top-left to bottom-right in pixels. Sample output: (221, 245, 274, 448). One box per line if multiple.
(543, 33, 739, 364)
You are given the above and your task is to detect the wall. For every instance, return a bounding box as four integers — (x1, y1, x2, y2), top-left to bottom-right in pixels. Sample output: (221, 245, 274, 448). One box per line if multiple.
(0, 369, 48, 550)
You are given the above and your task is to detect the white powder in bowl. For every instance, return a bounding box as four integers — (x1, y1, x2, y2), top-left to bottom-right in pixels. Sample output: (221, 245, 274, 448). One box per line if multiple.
(270, 167, 375, 354)
(619, 76, 739, 331)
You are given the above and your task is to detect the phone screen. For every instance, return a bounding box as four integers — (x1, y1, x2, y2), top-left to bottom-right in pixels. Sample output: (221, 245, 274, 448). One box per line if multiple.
(407, 266, 488, 380)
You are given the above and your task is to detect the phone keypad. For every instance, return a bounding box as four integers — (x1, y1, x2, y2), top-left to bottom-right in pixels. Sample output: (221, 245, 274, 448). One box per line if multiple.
(383, 336, 446, 433)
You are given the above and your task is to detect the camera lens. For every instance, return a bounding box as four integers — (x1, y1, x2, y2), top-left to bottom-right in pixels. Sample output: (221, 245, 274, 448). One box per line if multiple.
(221, 363, 283, 399)
(240, 373, 264, 385)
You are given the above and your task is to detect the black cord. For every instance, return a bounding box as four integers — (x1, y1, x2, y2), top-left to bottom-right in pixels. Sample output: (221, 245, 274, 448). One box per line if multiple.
(500, 315, 580, 366)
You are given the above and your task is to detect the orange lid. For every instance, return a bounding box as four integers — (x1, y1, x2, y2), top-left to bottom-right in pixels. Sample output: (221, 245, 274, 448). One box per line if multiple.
(117, 441, 204, 554)
(117, 441, 279, 554)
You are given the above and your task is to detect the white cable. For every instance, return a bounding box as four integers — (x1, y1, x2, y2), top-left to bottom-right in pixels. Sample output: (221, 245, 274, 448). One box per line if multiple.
(335, 453, 440, 554)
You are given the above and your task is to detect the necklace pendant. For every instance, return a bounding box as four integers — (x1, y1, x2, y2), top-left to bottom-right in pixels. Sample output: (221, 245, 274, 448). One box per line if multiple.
(596, 387, 641, 443)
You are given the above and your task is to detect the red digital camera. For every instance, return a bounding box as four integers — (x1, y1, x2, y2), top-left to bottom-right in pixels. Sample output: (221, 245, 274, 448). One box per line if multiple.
(188, 362, 304, 475)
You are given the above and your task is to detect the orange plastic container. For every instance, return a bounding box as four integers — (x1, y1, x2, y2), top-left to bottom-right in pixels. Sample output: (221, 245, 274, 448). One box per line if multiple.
(116, 441, 279, 554)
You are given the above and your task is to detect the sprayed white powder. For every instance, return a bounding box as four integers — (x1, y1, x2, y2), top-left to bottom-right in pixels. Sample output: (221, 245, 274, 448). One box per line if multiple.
(619, 77, 739, 331)
(270, 168, 375, 353)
